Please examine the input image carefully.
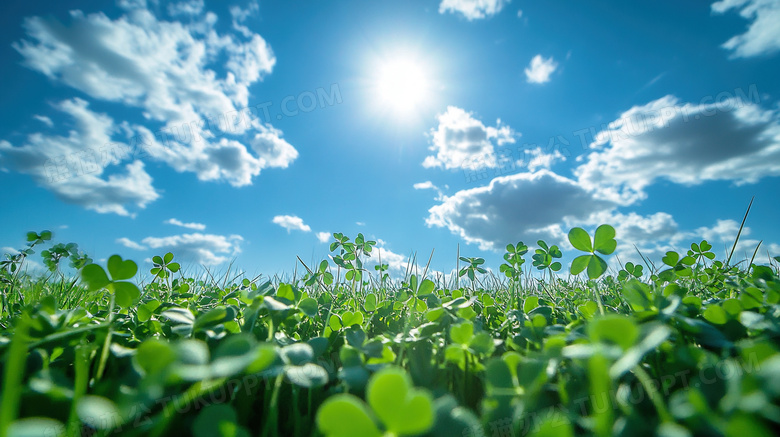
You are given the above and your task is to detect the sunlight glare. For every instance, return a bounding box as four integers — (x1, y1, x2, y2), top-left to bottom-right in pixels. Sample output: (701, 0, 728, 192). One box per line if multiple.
(372, 56, 432, 119)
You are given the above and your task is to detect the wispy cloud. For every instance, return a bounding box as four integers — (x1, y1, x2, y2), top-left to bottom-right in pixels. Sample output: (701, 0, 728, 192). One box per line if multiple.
(117, 233, 243, 265)
(165, 218, 206, 231)
(116, 237, 147, 251)
(712, 0, 780, 58)
(32, 114, 53, 127)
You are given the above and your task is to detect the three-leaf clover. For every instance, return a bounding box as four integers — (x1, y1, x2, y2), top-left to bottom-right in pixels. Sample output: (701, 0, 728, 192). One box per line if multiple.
(316, 366, 434, 437)
(81, 255, 141, 308)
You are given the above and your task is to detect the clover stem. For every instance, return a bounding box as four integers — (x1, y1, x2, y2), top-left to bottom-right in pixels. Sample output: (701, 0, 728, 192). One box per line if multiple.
(591, 282, 606, 316)
(66, 344, 90, 435)
(95, 293, 115, 381)
(463, 349, 469, 405)
(262, 373, 285, 437)
(0, 314, 30, 437)
(633, 364, 672, 423)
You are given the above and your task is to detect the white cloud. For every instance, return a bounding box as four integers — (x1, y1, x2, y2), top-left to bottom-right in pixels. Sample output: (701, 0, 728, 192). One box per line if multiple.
(413, 181, 438, 190)
(230, 1, 260, 37)
(691, 219, 762, 259)
(370, 244, 410, 273)
(8, 5, 297, 191)
(12, 8, 274, 126)
(33, 115, 53, 127)
(230, 1, 260, 22)
(165, 218, 206, 230)
(133, 122, 297, 187)
(423, 106, 516, 170)
(117, 0, 147, 10)
(439, 0, 510, 20)
(413, 181, 447, 201)
(249, 126, 299, 168)
(712, 0, 780, 58)
(167, 0, 205, 16)
(426, 170, 615, 250)
(272, 215, 311, 233)
(316, 232, 331, 243)
(525, 147, 566, 171)
(1, 247, 20, 256)
(697, 218, 746, 243)
(689, 220, 780, 263)
(517, 9, 523, 18)
(364, 239, 440, 278)
(575, 95, 780, 205)
(524, 55, 558, 84)
(0, 98, 159, 216)
(116, 237, 147, 250)
(118, 232, 243, 265)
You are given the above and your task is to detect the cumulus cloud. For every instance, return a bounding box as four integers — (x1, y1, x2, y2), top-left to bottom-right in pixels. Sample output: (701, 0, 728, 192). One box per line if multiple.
(165, 218, 206, 230)
(712, 0, 780, 58)
(575, 95, 780, 205)
(7, 4, 297, 194)
(423, 106, 516, 170)
(316, 232, 331, 243)
(524, 55, 558, 84)
(12, 8, 274, 125)
(0, 99, 159, 216)
(249, 126, 299, 168)
(424, 93, 780, 267)
(117, 232, 243, 265)
(129, 122, 296, 187)
(272, 215, 311, 233)
(426, 170, 615, 250)
(439, 0, 510, 20)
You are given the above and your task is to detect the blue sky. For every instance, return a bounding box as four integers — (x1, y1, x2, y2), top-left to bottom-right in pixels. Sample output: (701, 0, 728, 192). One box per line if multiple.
(1, 0, 779, 281)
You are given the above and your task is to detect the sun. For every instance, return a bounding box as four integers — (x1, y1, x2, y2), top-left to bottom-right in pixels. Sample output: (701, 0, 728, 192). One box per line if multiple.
(370, 56, 433, 119)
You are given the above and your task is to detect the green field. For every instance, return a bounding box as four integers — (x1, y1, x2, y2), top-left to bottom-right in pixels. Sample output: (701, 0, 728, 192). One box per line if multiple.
(1, 224, 779, 437)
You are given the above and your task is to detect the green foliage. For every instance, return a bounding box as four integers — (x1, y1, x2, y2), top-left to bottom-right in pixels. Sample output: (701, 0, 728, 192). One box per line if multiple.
(531, 240, 562, 273)
(41, 242, 91, 272)
(458, 256, 486, 283)
(1, 225, 780, 437)
(500, 241, 528, 281)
